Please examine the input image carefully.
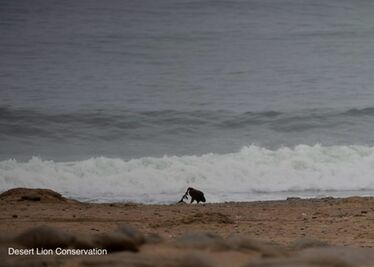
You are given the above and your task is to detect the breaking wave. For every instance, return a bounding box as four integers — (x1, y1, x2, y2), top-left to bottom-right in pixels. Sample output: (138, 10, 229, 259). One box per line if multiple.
(1, 144, 374, 203)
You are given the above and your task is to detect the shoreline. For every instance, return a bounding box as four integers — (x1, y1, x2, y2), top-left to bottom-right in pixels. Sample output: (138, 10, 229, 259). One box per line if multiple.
(2, 188, 374, 266)
(1, 188, 374, 246)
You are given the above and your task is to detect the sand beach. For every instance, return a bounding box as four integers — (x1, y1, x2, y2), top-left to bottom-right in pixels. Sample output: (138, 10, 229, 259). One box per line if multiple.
(1, 188, 374, 267)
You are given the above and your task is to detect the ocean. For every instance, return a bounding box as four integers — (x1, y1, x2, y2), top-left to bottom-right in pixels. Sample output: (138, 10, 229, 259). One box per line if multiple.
(1, 0, 374, 203)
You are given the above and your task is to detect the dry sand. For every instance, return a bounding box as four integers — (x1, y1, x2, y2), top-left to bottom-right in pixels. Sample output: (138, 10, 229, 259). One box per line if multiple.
(1, 188, 374, 267)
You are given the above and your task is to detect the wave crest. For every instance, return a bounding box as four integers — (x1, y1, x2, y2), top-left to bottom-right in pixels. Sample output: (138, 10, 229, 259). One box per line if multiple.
(1, 145, 374, 203)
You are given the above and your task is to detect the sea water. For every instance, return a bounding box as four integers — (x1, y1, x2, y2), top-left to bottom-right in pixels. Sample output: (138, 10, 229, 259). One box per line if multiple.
(1, 0, 374, 203)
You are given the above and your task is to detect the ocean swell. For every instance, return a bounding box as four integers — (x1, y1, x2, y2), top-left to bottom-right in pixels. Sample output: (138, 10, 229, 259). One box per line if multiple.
(2, 107, 374, 139)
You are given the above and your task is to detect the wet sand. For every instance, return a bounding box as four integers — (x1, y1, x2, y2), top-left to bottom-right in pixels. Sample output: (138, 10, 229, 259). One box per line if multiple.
(1, 188, 374, 267)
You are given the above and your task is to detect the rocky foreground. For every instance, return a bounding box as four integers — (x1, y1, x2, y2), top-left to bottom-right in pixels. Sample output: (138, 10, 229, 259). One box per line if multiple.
(1, 188, 374, 267)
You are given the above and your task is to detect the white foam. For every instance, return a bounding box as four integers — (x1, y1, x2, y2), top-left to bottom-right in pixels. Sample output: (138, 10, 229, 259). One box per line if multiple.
(1, 144, 374, 203)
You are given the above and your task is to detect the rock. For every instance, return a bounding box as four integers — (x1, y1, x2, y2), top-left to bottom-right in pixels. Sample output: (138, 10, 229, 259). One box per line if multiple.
(115, 225, 145, 246)
(229, 237, 288, 257)
(289, 239, 329, 250)
(21, 194, 41, 201)
(174, 232, 231, 251)
(92, 225, 145, 253)
(15, 226, 74, 249)
(14, 224, 146, 253)
(245, 246, 374, 267)
(70, 235, 96, 249)
(299, 246, 374, 266)
(0, 188, 74, 203)
(93, 232, 140, 252)
(145, 233, 164, 244)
